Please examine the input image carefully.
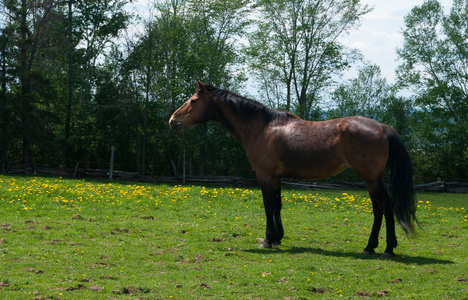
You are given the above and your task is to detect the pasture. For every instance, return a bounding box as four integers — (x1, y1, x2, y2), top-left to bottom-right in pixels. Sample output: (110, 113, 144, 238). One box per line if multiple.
(0, 175, 467, 299)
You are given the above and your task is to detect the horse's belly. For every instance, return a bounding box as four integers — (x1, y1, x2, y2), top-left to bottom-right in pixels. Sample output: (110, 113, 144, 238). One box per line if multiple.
(279, 153, 349, 180)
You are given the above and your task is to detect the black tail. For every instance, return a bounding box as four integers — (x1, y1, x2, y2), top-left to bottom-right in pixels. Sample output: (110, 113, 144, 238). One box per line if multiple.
(383, 126, 417, 234)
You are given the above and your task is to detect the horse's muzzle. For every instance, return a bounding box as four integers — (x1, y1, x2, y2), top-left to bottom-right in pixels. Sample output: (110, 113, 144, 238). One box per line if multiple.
(169, 118, 184, 133)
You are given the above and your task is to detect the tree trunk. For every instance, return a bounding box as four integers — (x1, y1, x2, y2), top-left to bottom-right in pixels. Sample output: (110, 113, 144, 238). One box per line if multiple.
(1, 44, 7, 173)
(65, 0, 73, 140)
(20, 0, 31, 168)
(141, 24, 153, 175)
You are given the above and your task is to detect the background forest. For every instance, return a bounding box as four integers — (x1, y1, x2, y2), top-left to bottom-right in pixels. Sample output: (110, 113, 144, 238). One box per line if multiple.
(0, 0, 467, 182)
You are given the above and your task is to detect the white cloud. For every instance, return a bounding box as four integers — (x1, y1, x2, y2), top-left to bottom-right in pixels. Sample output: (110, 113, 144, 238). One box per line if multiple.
(339, 0, 454, 83)
(349, 41, 370, 50)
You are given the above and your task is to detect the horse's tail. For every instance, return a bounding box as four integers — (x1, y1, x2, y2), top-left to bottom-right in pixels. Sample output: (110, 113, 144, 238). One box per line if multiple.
(383, 126, 417, 234)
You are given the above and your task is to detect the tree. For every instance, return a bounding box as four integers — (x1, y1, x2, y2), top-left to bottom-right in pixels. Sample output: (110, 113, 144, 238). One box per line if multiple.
(65, 0, 73, 141)
(396, 0, 468, 180)
(187, 0, 251, 84)
(98, 0, 250, 176)
(0, 0, 61, 168)
(73, 0, 131, 104)
(329, 63, 413, 139)
(330, 63, 395, 120)
(247, 0, 370, 119)
(140, 0, 249, 176)
(182, 0, 250, 175)
(0, 24, 13, 172)
(64, 0, 131, 167)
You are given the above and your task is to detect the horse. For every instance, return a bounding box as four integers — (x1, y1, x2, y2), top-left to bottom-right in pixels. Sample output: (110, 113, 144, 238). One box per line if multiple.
(169, 79, 417, 257)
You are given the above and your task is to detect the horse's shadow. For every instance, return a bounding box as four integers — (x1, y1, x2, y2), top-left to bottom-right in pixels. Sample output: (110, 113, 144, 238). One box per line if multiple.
(242, 246, 454, 265)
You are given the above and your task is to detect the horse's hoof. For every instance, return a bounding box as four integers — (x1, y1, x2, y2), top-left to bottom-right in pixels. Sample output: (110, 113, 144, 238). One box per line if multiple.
(381, 252, 395, 258)
(258, 242, 272, 249)
(362, 250, 375, 256)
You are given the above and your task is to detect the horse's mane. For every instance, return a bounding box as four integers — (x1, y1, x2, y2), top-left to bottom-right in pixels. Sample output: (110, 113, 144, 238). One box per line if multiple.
(204, 84, 294, 123)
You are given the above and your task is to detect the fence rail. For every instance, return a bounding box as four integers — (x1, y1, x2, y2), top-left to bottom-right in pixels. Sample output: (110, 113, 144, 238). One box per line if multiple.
(4, 165, 468, 193)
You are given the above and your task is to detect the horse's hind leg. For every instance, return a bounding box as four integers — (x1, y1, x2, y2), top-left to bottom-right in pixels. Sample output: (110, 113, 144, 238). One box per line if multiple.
(382, 188, 397, 257)
(364, 181, 398, 257)
(363, 182, 384, 255)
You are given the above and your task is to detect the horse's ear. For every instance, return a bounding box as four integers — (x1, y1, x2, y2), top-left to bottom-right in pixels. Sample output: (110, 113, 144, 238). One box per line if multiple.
(196, 78, 206, 94)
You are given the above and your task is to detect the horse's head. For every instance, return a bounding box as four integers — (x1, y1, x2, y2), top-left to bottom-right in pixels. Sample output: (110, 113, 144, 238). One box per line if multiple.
(169, 79, 213, 133)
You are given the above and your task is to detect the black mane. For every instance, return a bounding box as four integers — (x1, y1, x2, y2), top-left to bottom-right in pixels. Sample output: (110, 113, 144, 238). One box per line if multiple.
(204, 84, 294, 123)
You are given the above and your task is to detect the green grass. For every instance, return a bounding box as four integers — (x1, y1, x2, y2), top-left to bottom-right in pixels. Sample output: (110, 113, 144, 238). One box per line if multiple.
(0, 175, 467, 299)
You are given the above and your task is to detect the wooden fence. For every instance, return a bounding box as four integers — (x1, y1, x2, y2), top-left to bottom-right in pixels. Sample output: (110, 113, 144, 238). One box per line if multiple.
(5, 165, 468, 193)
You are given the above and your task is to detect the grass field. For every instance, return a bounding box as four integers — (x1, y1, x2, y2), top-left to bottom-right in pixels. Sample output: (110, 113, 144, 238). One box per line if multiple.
(0, 175, 467, 299)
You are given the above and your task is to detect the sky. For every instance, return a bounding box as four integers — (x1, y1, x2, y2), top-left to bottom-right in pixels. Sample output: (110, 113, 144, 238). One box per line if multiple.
(342, 0, 454, 84)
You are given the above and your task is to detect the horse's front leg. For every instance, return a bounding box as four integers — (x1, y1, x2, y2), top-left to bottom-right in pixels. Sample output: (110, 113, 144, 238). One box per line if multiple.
(258, 178, 283, 248)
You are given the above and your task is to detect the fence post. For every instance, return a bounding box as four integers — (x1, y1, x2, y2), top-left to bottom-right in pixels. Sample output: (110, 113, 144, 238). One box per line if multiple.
(109, 146, 115, 180)
(73, 162, 79, 178)
(182, 132, 186, 183)
(183, 147, 186, 183)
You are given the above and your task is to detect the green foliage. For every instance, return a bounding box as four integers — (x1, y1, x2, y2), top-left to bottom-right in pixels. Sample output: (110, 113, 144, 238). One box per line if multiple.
(0, 175, 467, 299)
(247, 0, 371, 119)
(111, 0, 251, 175)
(330, 64, 394, 118)
(328, 63, 415, 153)
(396, 0, 468, 181)
(0, 0, 466, 182)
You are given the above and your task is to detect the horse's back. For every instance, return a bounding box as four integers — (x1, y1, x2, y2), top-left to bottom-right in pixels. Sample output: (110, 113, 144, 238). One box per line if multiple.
(256, 116, 389, 181)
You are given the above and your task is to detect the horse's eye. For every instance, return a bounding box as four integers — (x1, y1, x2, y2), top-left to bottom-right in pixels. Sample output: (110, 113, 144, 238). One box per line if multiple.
(191, 99, 198, 104)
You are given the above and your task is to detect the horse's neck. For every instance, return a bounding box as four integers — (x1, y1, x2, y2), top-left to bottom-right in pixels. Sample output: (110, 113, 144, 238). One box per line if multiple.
(211, 98, 264, 147)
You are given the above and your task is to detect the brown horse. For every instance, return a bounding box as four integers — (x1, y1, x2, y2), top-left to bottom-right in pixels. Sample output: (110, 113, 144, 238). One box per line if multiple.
(169, 79, 417, 257)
